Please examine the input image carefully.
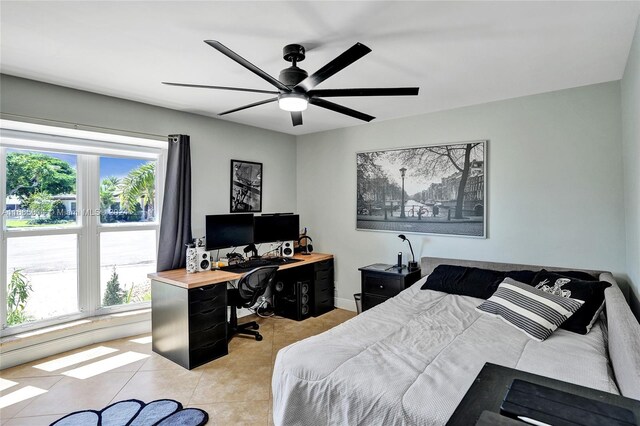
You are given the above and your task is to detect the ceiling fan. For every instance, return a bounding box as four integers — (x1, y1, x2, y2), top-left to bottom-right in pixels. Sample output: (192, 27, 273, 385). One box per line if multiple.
(163, 41, 419, 127)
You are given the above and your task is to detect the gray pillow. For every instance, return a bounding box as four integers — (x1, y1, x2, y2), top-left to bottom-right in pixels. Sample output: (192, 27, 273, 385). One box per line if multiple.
(477, 278, 584, 342)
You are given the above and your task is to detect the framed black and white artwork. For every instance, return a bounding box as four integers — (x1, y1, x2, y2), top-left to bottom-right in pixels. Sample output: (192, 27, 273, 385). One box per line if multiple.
(230, 159, 262, 213)
(356, 140, 486, 238)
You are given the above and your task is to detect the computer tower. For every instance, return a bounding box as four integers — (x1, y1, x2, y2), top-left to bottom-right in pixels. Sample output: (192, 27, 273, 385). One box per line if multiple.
(274, 279, 311, 321)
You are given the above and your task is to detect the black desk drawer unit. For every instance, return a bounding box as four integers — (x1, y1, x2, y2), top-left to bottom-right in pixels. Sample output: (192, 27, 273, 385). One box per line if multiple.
(313, 258, 334, 316)
(188, 284, 227, 367)
(359, 264, 422, 312)
(152, 280, 228, 370)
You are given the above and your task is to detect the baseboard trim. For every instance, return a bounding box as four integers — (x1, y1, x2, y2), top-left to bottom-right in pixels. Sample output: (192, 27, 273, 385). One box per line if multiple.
(1, 313, 151, 370)
(335, 296, 357, 312)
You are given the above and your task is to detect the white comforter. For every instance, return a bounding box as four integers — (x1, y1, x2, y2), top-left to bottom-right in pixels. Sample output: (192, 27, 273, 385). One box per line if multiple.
(272, 277, 619, 426)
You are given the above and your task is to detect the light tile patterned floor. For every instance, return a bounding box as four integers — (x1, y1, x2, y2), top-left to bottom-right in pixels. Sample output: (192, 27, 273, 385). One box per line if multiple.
(0, 309, 355, 425)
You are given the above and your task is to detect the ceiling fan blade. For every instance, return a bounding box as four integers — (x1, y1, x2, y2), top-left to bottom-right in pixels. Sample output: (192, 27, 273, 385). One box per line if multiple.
(291, 111, 303, 127)
(218, 97, 278, 116)
(307, 87, 419, 97)
(204, 40, 290, 92)
(295, 42, 372, 92)
(162, 82, 279, 95)
(309, 98, 374, 122)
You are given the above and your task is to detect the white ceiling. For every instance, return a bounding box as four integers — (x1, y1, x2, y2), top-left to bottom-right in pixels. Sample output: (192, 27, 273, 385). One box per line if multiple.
(1, 1, 639, 136)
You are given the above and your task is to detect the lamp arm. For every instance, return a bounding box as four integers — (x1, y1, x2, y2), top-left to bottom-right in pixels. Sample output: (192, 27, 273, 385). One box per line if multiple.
(407, 240, 415, 262)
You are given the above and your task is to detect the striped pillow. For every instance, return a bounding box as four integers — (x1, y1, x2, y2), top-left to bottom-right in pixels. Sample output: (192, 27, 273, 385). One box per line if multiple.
(476, 278, 584, 341)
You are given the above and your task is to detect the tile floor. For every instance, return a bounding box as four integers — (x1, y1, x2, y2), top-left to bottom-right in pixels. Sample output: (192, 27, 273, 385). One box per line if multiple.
(0, 309, 356, 425)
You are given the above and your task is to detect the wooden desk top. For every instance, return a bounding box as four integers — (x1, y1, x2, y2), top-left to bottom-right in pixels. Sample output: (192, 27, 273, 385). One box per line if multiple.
(148, 252, 333, 289)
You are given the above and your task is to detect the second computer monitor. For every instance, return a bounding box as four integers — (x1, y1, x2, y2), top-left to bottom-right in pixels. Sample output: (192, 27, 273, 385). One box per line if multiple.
(254, 214, 300, 244)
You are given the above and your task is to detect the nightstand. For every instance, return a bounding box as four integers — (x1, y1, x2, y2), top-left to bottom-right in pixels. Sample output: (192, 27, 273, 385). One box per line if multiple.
(358, 263, 422, 311)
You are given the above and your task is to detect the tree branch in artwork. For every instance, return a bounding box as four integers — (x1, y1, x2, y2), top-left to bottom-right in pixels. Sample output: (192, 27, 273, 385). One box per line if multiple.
(357, 152, 385, 210)
(389, 143, 482, 219)
(357, 152, 406, 217)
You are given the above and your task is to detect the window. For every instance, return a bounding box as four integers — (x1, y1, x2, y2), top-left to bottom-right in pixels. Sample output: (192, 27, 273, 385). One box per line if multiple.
(5, 149, 78, 228)
(100, 230, 156, 307)
(98, 157, 158, 309)
(99, 157, 157, 308)
(99, 156, 156, 224)
(1, 122, 165, 335)
(7, 234, 79, 324)
(4, 149, 81, 327)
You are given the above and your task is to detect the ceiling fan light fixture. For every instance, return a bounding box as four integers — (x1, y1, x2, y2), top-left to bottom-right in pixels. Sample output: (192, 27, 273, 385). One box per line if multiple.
(278, 93, 308, 112)
(166, 41, 418, 127)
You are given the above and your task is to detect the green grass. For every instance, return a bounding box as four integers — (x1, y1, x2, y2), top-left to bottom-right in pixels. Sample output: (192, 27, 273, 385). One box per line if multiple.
(6, 220, 32, 228)
(6, 219, 75, 228)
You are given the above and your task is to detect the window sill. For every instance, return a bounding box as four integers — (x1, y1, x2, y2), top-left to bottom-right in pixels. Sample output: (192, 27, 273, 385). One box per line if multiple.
(0, 308, 151, 369)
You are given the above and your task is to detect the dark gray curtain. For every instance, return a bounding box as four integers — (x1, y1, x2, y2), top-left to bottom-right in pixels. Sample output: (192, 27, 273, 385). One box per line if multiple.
(157, 134, 192, 271)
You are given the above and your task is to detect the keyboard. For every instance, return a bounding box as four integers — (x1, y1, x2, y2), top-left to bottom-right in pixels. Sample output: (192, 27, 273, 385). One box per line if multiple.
(220, 257, 301, 273)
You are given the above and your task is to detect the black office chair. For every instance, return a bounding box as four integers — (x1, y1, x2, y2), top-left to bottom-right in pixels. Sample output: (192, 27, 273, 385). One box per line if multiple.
(227, 265, 279, 341)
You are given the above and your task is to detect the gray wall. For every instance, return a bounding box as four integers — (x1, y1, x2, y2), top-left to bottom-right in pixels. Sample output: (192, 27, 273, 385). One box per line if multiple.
(0, 74, 297, 237)
(1, 73, 635, 317)
(621, 16, 640, 316)
(297, 82, 626, 310)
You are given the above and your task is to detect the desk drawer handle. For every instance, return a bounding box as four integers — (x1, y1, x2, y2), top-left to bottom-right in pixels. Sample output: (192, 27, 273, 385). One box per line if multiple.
(202, 323, 223, 333)
(200, 339, 224, 349)
(191, 297, 216, 305)
(197, 286, 220, 292)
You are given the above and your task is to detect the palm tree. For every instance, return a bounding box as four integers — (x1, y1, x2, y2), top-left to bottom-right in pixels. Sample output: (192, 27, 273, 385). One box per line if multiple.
(100, 176, 120, 210)
(120, 163, 155, 220)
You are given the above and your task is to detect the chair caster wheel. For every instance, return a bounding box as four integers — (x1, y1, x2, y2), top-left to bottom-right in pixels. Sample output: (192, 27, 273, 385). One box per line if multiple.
(255, 334, 263, 341)
(253, 324, 260, 330)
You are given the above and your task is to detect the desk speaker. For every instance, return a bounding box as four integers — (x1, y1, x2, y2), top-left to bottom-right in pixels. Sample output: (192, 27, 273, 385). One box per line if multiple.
(281, 241, 295, 257)
(196, 248, 211, 272)
(274, 279, 311, 321)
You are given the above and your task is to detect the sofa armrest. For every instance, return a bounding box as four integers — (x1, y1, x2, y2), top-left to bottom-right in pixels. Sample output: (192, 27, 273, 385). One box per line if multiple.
(601, 272, 640, 400)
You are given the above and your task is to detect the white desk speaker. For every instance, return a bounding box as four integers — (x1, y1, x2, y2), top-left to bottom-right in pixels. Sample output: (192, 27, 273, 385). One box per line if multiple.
(196, 248, 211, 272)
(281, 241, 295, 257)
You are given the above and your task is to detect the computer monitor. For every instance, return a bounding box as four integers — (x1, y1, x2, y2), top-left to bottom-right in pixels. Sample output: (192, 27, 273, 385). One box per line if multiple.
(254, 214, 300, 244)
(206, 214, 254, 250)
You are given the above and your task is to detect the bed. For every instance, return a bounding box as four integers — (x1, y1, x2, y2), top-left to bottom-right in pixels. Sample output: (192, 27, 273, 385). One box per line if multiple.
(272, 257, 640, 426)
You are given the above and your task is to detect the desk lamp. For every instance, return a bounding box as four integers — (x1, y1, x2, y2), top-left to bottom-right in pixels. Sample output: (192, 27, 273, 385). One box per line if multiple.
(398, 234, 419, 271)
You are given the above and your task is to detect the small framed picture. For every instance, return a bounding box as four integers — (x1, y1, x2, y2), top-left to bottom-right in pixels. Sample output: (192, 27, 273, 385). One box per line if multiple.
(230, 159, 262, 213)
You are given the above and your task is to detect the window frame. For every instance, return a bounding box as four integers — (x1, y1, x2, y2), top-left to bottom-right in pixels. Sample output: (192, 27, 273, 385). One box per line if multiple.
(1, 124, 166, 336)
